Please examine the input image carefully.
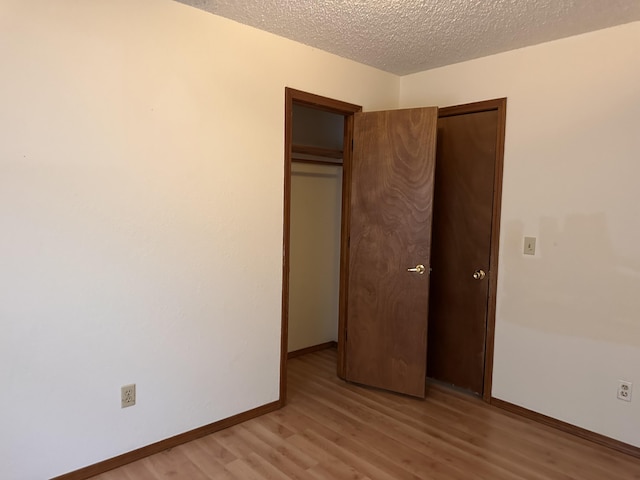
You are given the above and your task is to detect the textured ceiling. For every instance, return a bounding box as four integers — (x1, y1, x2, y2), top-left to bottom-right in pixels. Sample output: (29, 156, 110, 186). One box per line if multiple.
(175, 0, 640, 75)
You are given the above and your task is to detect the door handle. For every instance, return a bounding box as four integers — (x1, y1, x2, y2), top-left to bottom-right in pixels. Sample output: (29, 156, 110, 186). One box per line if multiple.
(473, 269, 486, 280)
(407, 264, 426, 275)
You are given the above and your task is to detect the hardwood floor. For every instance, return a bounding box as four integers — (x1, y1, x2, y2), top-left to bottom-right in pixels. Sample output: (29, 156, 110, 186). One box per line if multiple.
(91, 349, 640, 479)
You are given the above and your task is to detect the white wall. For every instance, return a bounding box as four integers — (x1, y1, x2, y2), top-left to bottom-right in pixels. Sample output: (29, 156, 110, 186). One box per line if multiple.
(0, 1, 399, 478)
(400, 22, 640, 447)
(289, 163, 342, 352)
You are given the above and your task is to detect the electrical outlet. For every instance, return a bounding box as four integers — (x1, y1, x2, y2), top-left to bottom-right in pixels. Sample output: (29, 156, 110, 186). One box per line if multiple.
(121, 384, 136, 408)
(617, 380, 632, 402)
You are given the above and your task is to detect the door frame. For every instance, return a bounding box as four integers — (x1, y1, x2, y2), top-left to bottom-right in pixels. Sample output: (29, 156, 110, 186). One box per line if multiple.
(437, 98, 507, 403)
(280, 88, 362, 405)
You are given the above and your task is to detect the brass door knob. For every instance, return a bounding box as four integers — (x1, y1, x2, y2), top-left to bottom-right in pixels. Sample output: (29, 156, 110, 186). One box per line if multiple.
(473, 269, 486, 280)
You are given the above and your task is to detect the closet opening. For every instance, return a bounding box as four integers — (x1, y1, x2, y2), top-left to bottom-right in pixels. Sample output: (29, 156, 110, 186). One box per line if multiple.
(280, 89, 362, 404)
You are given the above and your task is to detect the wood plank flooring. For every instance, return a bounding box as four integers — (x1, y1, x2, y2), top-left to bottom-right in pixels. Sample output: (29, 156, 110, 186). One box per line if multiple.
(91, 349, 640, 479)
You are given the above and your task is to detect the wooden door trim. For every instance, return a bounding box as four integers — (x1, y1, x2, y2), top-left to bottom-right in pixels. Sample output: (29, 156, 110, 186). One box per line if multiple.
(281, 88, 362, 405)
(438, 98, 507, 403)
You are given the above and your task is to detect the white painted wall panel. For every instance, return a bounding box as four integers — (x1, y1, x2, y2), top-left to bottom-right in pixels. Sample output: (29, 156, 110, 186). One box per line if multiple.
(289, 163, 342, 352)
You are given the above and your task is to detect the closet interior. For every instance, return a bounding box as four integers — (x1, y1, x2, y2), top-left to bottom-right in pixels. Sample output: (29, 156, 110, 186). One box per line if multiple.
(287, 104, 345, 355)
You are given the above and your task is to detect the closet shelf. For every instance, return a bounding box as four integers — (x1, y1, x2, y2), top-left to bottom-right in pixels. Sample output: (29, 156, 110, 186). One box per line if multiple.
(292, 144, 343, 159)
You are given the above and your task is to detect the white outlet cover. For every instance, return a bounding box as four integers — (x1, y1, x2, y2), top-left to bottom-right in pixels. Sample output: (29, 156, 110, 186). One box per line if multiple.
(121, 384, 136, 408)
(617, 380, 632, 402)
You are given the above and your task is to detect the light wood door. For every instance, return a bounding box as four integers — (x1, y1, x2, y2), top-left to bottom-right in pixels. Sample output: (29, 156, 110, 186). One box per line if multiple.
(345, 107, 438, 398)
(427, 107, 500, 395)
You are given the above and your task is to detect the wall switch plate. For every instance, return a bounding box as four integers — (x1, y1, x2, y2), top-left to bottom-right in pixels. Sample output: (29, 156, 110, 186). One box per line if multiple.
(524, 236, 536, 255)
(121, 384, 136, 408)
(617, 380, 632, 402)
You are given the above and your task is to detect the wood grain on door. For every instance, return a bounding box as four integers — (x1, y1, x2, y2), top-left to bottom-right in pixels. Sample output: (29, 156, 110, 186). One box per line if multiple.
(346, 107, 438, 398)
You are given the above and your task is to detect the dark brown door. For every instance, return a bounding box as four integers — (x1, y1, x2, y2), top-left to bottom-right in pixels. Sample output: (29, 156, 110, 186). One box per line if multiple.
(427, 108, 499, 395)
(345, 107, 438, 398)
